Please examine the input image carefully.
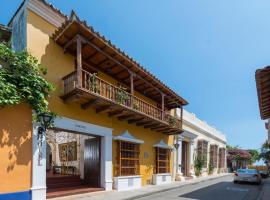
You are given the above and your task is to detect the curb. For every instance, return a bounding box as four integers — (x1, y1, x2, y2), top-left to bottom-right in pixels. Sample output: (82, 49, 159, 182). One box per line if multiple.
(124, 174, 230, 200)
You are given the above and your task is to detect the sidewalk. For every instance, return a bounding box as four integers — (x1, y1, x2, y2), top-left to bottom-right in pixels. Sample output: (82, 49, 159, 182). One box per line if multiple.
(51, 173, 230, 200)
(257, 177, 270, 200)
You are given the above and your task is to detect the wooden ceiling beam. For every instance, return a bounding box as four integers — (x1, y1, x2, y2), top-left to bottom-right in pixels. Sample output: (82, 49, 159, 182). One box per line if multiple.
(63, 37, 76, 53)
(78, 35, 164, 95)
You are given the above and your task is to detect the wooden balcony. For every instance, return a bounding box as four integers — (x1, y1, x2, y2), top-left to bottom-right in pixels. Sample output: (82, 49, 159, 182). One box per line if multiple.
(61, 69, 183, 135)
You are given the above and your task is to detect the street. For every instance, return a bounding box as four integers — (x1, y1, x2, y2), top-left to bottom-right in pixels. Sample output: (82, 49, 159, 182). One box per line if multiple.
(136, 175, 266, 200)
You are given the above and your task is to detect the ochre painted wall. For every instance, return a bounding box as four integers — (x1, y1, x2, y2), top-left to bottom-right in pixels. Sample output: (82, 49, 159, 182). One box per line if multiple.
(0, 104, 32, 193)
(26, 10, 173, 186)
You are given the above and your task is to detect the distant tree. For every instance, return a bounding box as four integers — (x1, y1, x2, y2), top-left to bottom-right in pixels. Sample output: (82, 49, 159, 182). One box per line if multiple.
(259, 141, 270, 164)
(247, 149, 260, 164)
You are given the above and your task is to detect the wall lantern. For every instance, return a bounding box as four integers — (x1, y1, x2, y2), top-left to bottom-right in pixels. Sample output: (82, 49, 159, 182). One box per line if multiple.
(37, 112, 53, 165)
(174, 143, 180, 150)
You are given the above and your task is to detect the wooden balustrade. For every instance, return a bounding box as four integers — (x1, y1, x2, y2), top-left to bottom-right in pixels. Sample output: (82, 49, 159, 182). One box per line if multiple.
(63, 70, 175, 125)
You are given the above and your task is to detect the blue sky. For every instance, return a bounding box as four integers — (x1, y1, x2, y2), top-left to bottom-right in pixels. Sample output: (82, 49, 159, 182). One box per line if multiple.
(1, 0, 269, 150)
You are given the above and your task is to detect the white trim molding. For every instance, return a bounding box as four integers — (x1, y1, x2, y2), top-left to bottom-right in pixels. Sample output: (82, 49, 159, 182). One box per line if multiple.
(27, 0, 66, 27)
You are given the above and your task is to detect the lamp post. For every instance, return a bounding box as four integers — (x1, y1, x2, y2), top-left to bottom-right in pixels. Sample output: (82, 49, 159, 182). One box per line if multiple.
(37, 113, 53, 166)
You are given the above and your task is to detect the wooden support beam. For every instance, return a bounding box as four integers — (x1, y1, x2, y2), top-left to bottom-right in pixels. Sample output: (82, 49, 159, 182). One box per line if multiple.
(96, 105, 112, 113)
(108, 109, 124, 117)
(118, 114, 135, 121)
(144, 123, 160, 129)
(155, 127, 169, 132)
(64, 37, 76, 53)
(136, 121, 152, 126)
(76, 36, 83, 88)
(161, 92, 165, 120)
(81, 98, 98, 109)
(130, 72, 134, 107)
(151, 125, 167, 130)
(128, 117, 145, 124)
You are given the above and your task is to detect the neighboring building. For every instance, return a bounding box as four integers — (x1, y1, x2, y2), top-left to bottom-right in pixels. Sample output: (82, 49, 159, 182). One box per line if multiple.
(227, 149, 251, 172)
(172, 109, 227, 180)
(0, 0, 188, 199)
(256, 66, 270, 144)
(0, 24, 11, 42)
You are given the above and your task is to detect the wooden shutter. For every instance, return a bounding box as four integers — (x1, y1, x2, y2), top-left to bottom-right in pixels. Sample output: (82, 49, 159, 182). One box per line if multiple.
(117, 141, 140, 176)
(156, 148, 170, 174)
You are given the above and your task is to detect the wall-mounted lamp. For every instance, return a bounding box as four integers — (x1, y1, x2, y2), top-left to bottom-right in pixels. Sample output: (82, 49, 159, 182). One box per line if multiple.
(37, 113, 53, 166)
(174, 143, 180, 150)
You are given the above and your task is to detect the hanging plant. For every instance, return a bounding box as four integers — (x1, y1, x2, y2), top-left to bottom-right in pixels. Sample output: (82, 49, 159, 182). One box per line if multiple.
(133, 102, 139, 110)
(115, 86, 129, 105)
(0, 42, 55, 122)
(88, 73, 100, 93)
(168, 115, 177, 127)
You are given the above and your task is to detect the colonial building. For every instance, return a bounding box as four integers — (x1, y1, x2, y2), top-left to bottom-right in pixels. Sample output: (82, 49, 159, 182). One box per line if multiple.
(173, 109, 227, 180)
(256, 66, 270, 144)
(0, 0, 188, 199)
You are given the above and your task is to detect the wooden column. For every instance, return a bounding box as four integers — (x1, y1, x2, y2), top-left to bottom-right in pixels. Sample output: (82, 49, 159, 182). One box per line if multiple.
(76, 35, 82, 88)
(130, 72, 134, 107)
(161, 92, 165, 120)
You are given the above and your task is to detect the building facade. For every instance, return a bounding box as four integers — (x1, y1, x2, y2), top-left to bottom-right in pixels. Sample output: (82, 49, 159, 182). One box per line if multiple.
(173, 109, 227, 180)
(256, 66, 270, 144)
(0, 1, 227, 200)
(0, 0, 187, 199)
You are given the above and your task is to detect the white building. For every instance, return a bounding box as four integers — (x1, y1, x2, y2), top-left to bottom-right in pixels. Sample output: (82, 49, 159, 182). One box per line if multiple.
(173, 109, 227, 180)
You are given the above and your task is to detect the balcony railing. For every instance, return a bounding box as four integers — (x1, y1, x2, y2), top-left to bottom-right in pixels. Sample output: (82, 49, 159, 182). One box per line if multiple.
(62, 69, 181, 129)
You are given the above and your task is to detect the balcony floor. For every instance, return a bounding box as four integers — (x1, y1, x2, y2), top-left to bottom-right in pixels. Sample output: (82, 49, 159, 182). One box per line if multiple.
(61, 88, 183, 135)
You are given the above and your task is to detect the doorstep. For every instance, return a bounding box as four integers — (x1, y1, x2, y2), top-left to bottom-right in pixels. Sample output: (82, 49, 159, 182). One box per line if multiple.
(49, 173, 230, 200)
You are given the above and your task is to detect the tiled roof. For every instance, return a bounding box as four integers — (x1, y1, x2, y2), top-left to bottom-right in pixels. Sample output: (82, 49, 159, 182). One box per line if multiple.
(53, 11, 188, 105)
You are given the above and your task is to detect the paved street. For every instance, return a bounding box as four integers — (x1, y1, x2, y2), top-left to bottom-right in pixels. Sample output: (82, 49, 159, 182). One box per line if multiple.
(136, 175, 265, 200)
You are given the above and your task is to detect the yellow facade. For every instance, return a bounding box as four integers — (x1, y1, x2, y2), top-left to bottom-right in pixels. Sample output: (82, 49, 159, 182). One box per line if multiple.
(0, 104, 32, 193)
(26, 9, 173, 186)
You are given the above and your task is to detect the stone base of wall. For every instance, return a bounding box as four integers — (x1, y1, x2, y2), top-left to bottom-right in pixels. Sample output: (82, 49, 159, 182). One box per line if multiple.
(113, 176, 142, 191)
(152, 174, 172, 185)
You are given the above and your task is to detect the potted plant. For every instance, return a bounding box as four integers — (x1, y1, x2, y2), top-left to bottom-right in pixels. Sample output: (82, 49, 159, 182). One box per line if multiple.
(115, 86, 129, 105)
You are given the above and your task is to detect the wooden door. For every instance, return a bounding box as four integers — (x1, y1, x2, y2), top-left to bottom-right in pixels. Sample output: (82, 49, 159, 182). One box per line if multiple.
(181, 141, 188, 176)
(84, 137, 100, 187)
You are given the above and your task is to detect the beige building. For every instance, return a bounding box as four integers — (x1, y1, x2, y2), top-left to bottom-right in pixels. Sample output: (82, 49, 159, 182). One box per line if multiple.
(173, 109, 227, 180)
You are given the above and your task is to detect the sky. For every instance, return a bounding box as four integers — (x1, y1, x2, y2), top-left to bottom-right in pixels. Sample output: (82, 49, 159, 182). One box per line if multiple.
(0, 0, 269, 150)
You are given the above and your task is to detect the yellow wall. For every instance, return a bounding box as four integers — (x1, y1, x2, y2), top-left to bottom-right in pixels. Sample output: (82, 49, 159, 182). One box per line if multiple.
(0, 104, 32, 193)
(26, 10, 173, 185)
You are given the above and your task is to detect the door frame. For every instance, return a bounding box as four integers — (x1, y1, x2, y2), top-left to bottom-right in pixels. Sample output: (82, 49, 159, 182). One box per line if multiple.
(31, 116, 113, 200)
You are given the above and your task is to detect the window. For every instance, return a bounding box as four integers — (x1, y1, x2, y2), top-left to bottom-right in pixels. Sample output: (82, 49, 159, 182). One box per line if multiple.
(210, 145, 218, 168)
(197, 140, 208, 168)
(218, 148, 226, 168)
(116, 141, 140, 176)
(155, 147, 170, 173)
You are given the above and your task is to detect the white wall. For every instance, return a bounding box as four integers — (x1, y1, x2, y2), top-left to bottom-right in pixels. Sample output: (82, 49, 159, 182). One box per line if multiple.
(176, 109, 227, 177)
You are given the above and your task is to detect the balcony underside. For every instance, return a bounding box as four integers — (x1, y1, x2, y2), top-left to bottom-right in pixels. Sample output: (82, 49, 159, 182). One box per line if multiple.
(61, 88, 183, 135)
